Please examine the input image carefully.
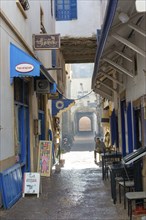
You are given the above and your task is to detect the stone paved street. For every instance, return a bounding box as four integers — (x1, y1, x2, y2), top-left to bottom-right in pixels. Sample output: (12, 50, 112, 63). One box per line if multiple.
(0, 134, 129, 220)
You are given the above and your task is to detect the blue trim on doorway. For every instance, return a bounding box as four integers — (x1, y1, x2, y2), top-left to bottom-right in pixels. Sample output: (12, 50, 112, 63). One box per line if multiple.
(133, 108, 137, 149)
(92, 0, 119, 88)
(18, 105, 30, 173)
(120, 100, 126, 156)
(127, 102, 133, 153)
(110, 110, 115, 146)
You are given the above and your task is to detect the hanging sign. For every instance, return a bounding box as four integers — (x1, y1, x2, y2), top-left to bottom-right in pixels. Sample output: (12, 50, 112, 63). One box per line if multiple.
(37, 140, 52, 177)
(33, 34, 60, 50)
(23, 172, 40, 198)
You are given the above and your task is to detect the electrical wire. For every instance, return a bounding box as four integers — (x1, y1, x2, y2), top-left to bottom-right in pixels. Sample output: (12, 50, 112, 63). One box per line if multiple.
(58, 90, 94, 101)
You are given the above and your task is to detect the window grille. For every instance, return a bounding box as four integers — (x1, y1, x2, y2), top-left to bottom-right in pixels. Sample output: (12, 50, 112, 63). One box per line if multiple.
(55, 0, 77, 21)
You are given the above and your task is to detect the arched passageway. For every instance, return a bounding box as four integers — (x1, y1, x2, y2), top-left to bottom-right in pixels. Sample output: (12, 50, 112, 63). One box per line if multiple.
(79, 116, 92, 131)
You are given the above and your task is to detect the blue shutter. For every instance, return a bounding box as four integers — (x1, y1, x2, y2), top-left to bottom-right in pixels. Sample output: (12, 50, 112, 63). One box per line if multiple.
(133, 109, 137, 149)
(55, 0, 64, 21)
(70, 0, 77, 19)
(55, 0, 77, 20)
(0, 164, 22, 209)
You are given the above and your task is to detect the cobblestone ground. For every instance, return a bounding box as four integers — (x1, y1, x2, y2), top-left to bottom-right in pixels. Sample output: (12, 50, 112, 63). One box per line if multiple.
(0, 134, 129, 220)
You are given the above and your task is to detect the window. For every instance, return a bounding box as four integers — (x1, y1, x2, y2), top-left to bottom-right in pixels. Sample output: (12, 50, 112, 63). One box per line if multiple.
(55, 0, 77, 21)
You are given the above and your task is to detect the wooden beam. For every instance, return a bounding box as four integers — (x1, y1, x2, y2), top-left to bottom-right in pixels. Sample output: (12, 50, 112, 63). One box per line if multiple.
(112, 33, 146, 57)
(96, 80, 118, 93)
(114, 50, 133, 62)
(94, 88, 112, 101)
(128, 23, 146, 37)
(103, 58, 134, 78)
(99, 70, 124, 86)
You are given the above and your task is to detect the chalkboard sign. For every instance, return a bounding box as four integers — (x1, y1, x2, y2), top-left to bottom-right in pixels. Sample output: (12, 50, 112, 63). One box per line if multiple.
(37, 140, 52, 177)
(23, 172, 40, 198)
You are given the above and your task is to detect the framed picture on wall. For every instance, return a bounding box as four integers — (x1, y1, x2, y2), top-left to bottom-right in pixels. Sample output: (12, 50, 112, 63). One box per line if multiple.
(37, 140, 52, 177)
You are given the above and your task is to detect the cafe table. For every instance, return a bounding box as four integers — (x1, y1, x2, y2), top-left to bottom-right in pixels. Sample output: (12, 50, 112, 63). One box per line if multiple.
(100, 151, 122, 181)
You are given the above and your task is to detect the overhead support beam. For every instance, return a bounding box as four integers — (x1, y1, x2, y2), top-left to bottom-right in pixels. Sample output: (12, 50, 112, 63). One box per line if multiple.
(115, 50, 133, 62)
(96, 80, 118, 93)
(103, 58, 134, 78)
(99, 70, 124, 86)
(112, 34, 146, 57)
(128, 23, 146, 37)
(94, 88, 112, 101)
(110, 12, 144, 34)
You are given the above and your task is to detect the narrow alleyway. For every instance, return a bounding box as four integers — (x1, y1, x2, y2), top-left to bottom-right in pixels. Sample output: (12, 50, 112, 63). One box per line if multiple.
(0, 134, 128, 220)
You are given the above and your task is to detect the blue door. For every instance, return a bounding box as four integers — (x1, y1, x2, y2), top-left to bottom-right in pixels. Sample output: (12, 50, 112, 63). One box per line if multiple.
(17, 105, 30, 173)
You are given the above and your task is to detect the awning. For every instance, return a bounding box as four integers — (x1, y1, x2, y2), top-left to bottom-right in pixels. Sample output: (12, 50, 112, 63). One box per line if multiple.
(10, 43, 40, 82)
(92, 0, 145, 100)
(10, 43, 57, 93)
(52, 99, 75, 117)
(92, 0, 118, 90)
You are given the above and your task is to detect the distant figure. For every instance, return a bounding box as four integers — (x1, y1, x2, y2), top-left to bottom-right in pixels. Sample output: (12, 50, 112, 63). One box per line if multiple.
(94, 137, 106, 163)
(104, 131, 110, 149)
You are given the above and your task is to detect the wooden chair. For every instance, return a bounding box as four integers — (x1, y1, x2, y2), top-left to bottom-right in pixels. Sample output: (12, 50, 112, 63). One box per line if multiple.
(118, 167, 135, 209)
(126, 191, 146, 220)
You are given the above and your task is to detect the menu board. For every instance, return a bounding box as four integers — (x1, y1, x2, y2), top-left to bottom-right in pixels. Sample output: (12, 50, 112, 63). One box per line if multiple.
(23, 172, 40, 197)
(37, 140, 52, 177)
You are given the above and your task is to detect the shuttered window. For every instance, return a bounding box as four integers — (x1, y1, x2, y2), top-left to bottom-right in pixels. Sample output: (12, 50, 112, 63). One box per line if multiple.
(55, 0, 77, 21)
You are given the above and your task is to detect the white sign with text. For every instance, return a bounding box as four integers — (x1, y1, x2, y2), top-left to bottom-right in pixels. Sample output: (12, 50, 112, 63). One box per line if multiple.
(23, 172, 40, 197)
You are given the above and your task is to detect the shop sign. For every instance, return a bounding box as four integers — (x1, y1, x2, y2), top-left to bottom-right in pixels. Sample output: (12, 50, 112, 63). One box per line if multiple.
(37, 141, 52, 177)
(23, 172, 40, 198)
(33, 34, 60, 50)
(15, 63, 34, 73)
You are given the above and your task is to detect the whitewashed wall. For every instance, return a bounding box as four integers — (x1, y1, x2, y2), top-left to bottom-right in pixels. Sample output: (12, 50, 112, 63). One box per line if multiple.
(0, 1, 56, 161)
(0, 24, 15, 160)
(1, 1, 55, 67)
(125, 17, 146, 102)
(55, 0, 101, 37)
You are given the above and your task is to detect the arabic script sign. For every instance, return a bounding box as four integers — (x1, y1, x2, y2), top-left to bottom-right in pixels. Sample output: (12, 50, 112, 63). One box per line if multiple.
(33, 34, 60, 50)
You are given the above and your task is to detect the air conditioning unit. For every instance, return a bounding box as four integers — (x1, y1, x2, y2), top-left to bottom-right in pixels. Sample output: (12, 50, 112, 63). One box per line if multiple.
(36, 80, 50, 93)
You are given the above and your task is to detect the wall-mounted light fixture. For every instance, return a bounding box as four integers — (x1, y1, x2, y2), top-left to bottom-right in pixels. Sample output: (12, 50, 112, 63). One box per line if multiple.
(118, 12, 129, 23)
